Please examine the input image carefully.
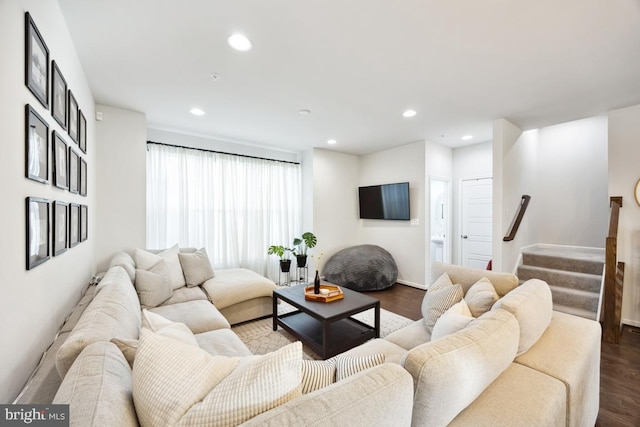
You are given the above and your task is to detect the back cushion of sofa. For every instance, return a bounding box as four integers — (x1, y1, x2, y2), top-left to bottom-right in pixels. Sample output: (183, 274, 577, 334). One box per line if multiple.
(56, 266, 141, 378)
(404, 308, 519, 426)
(492, 278, 553, 356)
(430, 262, 518, 296)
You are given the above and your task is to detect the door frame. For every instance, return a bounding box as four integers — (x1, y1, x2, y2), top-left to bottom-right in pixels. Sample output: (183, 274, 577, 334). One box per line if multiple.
(429, 176, 452, 264)
(458, 175, 493, 267)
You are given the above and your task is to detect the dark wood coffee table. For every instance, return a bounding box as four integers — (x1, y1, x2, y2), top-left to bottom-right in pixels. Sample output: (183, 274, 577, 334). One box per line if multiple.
(273, 284, 380, 359)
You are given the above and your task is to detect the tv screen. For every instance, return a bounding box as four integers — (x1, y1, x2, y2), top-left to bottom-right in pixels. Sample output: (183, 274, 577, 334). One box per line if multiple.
(359, 182, 410, 220)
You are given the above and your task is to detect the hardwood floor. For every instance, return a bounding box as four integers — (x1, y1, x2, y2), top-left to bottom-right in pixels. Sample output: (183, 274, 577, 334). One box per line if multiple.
(365, 284, 640, 425)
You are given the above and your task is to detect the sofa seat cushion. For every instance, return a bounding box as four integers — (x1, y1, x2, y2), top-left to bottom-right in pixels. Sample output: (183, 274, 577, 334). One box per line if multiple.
(384, 320, 431, 350)
(195, 329, 252, 357)
(431, 262, 518, 297)
(201, 268, 277, 310)
(492, 278, 553, 355)
(514, 311, 601, 427)
(56, 267, 141, 378)
(449, 363, 567, 427)
(404, 308, 520, 427)
(53, 341, 137, 427)
(149, 300, 230, 334)
(160, 285, 209, 306)
(133, 330, 302, 427)
(334, 338, 407, 365)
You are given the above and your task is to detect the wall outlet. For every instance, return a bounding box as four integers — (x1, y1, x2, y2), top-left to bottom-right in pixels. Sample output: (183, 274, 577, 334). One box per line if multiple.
(410, 218, 419, 225)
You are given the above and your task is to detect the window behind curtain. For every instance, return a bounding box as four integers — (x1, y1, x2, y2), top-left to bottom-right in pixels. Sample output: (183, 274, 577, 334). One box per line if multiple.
(146, 143, 301, 279)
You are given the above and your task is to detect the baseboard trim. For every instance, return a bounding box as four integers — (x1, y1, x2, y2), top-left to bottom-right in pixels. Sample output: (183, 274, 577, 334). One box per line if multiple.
(622, 318, 640, 328)
(397, 280, 426, 290)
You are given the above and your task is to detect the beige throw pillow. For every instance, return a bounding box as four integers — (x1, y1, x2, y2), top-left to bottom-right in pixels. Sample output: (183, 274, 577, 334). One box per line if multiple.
(178, 247, 215, 287)
(301, 354, 386, 394)
(464, 277, 499, 317)
(134, 259, 172, 308)
(133, 330, 302, 427)
(421, 273, 464, 332)
(335, 354, 386, 381)
(431, 299, 474, 341)
(135, 244, 186, 290)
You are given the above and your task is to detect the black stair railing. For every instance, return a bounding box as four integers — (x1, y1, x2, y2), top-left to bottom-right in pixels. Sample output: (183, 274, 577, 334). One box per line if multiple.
(503, 195, 531, 242)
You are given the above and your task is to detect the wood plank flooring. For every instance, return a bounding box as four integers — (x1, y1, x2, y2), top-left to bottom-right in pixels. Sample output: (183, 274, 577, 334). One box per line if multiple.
(363, 284, 640, 425)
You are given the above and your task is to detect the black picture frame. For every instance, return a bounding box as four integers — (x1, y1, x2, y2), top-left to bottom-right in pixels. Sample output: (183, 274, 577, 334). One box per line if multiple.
(80, 205, 88, 242)
(68, 90, 79, 143)
(52, 131, 68, 189)
(51, 61, 67, 129)
(26, 197, 50, 270)
(25, 12, 49, 109)
(25, 104, 49, 184)
(69, 147, 79, 193)
(80, 158, 87, 196)
(53, 201, 68, 256)
(69, 203, 80, 247)
(79, 111, 87, 153)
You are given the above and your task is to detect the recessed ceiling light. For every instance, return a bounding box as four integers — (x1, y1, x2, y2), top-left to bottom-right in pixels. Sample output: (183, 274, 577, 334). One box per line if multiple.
(227, 33, 252, 51)
(299, 109, 311, 116)
(190, 108, 205, 116)
(462, 135, 473, 140)
(327, 139, 337, 145)
(402, 109, 417, 118)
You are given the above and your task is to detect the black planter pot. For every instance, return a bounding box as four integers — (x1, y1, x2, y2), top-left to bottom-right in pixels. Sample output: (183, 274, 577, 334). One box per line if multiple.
(279, 259, 292, 273)
(296, 255, 308, 268)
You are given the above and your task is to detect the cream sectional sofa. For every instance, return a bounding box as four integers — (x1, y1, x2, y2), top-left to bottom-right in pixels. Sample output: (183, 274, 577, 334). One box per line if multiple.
(337, 262, 601, 426)
(47, 252, 414, 426)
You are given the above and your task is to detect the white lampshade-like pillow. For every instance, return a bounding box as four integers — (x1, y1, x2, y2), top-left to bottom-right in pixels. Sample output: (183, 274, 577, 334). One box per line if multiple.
(431, 299, 474, 341)
(464, 277, 499, 318)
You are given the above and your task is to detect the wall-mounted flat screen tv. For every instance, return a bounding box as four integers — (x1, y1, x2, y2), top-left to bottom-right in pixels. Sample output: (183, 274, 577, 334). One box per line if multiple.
(358, 182, 410, 220)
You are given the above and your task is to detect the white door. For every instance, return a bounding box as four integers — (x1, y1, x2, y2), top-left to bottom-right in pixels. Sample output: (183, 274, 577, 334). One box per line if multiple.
(461, 178, 492, 269)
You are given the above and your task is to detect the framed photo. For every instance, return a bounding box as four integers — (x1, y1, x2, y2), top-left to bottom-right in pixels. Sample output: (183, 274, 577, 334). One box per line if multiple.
(26, 197, 50, 270)
(68, 90, 79, 143)
(80, 205, 88, 242)
(80, 158, 87, 196)
(53, 201, 68, 256)
(25, 12, 49, 109)
(79, 111, 87, 153)
(25, 104, 49, 184)
(69, 203, 80, 247)
(51, 61, 67, 129)
(69, 148, 79, 193)
(52, 131, 68, 189)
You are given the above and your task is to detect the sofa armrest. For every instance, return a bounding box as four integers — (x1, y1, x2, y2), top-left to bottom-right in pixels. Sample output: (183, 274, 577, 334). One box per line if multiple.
(240, 364, 413, 426)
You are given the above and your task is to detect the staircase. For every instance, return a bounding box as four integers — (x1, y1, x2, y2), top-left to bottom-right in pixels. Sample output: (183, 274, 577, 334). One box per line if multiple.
(517, 244, 605, 320)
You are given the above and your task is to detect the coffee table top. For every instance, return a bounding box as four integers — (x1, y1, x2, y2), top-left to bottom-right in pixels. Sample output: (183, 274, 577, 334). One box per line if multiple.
(274, 283, 379, 320)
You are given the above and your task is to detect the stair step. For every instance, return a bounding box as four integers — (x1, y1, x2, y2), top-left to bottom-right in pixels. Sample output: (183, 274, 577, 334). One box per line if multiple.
(549, 285, 599, 313)
(521, 245, 604, 275)
(517, 265, 602, 293)
(553, 304, 598, 321)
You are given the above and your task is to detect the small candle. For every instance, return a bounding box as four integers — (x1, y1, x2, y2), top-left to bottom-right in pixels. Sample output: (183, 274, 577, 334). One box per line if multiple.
(319, 289, 330, 295)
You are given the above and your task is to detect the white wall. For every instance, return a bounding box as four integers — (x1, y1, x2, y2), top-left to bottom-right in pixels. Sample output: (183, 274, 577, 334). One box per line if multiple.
(0, 0, 95, 402)
(311, 149, 360, 272)
(608, 103, 640, 327)
(359, 141, 427, 287)
(452, 141, 493, 264)
(94, 105, 147, 271)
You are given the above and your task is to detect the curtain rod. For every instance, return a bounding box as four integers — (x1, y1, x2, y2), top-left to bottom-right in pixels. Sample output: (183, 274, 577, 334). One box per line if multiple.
(146, 140, 300, 165)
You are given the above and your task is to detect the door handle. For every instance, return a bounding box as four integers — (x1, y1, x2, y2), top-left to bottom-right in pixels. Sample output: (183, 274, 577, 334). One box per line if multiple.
(462, 235, 468, 239)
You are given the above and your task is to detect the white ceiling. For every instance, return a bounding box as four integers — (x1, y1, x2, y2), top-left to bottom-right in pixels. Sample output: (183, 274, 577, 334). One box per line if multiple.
(58, 0, 640, 156)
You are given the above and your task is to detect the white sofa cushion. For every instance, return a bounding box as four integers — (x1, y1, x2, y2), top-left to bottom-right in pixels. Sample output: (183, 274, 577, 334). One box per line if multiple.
(149, 299, 230, 334)
(431, 262, 518, 297)
(132, 330, 302, 426)
(421, 274, 464, 332)
(492, 278, 553, 356)
(464, 277, 499, 317)
(135, 244, 186, 290)
(178, 247, 215, 287)
(432, 299, 474, 341)
(201, 268, 277, 310)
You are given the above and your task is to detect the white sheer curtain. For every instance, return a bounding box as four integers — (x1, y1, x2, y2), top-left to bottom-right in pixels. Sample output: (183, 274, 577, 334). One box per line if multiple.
(147, 143, 301, 279)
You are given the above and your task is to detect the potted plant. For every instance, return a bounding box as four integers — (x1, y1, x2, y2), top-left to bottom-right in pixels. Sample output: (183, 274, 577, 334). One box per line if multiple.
(292, 232, 317, 268)
(268, 245, 292, 273)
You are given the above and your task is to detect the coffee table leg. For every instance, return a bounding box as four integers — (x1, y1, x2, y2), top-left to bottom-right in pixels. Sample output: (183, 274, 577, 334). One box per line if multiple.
(272, 293, 278, 331)
(322, 320, 330, 359)
(374, 302, 380, 338)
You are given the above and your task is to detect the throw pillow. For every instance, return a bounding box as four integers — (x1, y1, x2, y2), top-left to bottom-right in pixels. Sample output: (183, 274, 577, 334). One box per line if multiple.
(464, 277, 499, 317)
(134, 259, 172, 308)
(135, 244, 186, 290)
(301, 359, 336, 394)
(178, 247, 215, 287)
(141, 309, 199, 347)
(431, 299, 474, 341)
(421, 274, 464, 332)
(335, 354, 386, 381)
(133, 330, 302, 427)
